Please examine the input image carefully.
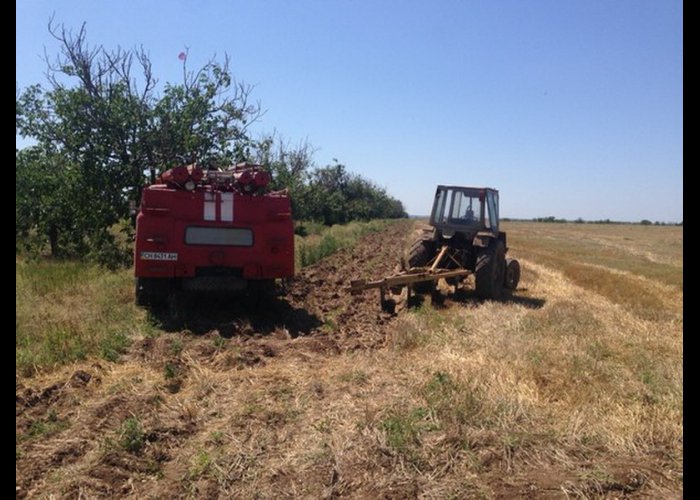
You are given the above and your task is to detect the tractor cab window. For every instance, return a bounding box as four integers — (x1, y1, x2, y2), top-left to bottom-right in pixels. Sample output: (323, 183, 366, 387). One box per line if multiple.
(485, 191, 498, 231)
(433, 189, 450, 224)
(450, 191, 481, 225)
(432, 188, 481, 226)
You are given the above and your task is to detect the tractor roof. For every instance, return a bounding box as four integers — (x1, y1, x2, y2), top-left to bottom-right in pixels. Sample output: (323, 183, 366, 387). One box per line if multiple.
(435, 185, 499, 193)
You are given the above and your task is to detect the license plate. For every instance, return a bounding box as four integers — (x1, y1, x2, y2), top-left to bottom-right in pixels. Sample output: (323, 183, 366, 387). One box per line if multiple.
(140, 251, 178, 261)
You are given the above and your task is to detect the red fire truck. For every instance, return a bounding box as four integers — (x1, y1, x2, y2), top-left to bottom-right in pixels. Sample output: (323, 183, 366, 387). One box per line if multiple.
(134, 162, 294, 305)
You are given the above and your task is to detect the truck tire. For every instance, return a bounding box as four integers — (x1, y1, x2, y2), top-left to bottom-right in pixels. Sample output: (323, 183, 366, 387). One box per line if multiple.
(248, 279, 276, 296)
(504, 258, 521, 290)
(475, 240, 506, 300)
(135, 278, 149, 306)
(135, 278, 169, 307)
(402, 238, 436, 294)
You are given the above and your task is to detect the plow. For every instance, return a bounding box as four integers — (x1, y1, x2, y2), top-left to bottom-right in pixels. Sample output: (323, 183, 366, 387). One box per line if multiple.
(349, 245, 475, 313)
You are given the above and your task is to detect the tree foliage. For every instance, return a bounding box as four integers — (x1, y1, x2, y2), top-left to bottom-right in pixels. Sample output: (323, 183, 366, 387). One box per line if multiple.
(257, 138, 406, 226)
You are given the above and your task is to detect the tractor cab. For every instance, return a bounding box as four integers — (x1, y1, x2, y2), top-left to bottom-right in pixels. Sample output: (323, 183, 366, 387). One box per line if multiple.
(429, 186, 499, 238)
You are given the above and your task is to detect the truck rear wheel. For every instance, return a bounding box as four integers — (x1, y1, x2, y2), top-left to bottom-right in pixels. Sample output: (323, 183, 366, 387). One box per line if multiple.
(135, 278, 148, 306)
(475, 240, 506, 300)
(248, 279, 276, 296)
(246, 279, 277, 308)
(135, 278, 170, 307)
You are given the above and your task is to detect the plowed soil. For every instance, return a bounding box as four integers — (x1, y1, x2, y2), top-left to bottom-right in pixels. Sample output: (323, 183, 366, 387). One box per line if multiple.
(16, 221, 418, 498)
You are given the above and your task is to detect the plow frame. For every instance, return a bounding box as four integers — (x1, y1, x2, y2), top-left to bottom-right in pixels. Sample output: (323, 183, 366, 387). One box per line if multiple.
(347, 246, 472, 313)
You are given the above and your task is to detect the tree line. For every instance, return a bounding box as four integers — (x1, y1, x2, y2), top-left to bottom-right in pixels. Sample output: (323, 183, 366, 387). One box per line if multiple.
(16, 20, 406, 265)
(259, 139, 406, 226)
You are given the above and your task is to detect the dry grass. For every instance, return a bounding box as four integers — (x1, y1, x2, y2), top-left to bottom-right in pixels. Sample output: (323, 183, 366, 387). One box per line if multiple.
(16, 221, 683, 497)
(379, 222, 682, 493)
(378, 245, 682, 492)
(504, 221, 682, 287)
(505, 222, 682, 321)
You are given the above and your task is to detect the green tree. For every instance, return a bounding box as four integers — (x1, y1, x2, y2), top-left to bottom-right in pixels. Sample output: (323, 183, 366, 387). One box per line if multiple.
(304, 161, 406, 224)
(16, 147, 83, 257)
(256, 135, 316, 219)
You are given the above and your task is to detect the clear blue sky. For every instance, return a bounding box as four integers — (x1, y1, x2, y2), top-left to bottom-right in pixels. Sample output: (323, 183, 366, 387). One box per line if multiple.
(16, 0, 683, 222)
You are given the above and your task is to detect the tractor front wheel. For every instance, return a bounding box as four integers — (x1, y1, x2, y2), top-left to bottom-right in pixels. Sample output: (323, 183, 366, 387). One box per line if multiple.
(504, 258, 521, 290)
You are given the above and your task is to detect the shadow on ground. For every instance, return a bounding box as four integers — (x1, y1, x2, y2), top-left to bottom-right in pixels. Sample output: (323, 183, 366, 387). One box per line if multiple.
(146, 291, 322, 337)
(425, 287, 547, 310)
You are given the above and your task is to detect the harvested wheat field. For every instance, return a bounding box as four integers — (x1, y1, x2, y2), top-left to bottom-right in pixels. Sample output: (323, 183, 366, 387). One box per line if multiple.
(16, 219, 682, 498)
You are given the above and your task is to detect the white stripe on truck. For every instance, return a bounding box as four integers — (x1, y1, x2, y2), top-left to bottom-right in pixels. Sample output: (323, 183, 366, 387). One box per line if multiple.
(221, 192, 234, 222)
(204, 192, 216, 221)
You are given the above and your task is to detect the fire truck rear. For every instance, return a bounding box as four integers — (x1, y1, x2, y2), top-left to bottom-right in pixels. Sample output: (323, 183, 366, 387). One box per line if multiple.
(134, 162, 294, 305)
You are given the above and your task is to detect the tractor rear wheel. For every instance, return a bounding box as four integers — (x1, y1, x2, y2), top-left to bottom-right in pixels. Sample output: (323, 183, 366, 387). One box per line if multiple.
(504, 258, 521, 290)
(475, 240, 506, 300)
(403, 238, 435, 269)
(402, 237, 436, 294)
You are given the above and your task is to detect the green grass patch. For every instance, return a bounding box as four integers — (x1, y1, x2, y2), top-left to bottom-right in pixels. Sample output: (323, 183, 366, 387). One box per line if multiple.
(337, 368, 371, 386)
(381, 406, 436, 455)
(16, 259, 156, 375)
(188, 449, 213, 478)
(295, 219, 396, 269)
(100, 330, 130, 362)
(21, 409, 70, 442)
(119, 416, 146, 454)
(423, 371, 485, 430)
